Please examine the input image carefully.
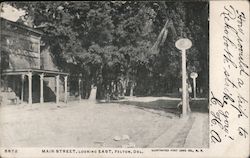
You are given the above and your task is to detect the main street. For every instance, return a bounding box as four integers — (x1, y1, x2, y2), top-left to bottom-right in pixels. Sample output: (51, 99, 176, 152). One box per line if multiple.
(0, 97, 208, 148)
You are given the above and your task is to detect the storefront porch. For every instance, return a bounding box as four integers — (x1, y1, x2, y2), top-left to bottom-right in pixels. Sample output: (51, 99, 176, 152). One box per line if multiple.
(2, 68, 69, 104)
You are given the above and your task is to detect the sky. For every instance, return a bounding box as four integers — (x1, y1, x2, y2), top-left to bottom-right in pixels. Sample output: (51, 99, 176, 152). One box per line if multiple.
(0, 3, 25, 21)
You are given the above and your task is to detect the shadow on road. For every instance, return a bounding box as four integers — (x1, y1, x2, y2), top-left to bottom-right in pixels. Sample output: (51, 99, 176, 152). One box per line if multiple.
(118, 99, 208, 116)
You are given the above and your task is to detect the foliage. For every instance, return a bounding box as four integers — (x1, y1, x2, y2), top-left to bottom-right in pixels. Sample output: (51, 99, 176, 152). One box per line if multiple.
(7, 1, 209, 98)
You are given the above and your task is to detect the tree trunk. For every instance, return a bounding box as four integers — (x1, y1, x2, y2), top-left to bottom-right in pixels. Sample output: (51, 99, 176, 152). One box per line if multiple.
(186, 81, 191, 113)
(120, 77, 127, 97)
(130, 82, 135, 97)
(88, 84, 97, 101)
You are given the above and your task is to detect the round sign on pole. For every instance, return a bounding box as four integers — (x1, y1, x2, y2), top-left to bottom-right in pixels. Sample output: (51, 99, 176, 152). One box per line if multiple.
(175, 38, 192, 50)
(190, 72, 198, 99)
(190, 72, 198, 79)
(175, 38, 192, 117)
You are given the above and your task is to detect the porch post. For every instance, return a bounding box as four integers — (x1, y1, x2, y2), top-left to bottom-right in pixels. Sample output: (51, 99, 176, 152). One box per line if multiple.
(12, 77, 16, 92)
(21, 74, 24, 103)
(27, 72, 32, 104)
(4, 75, 9, 92)
(40, 73, 44, 103)
(56, 75, 60, 104)
(64, 76, 68, 103)
(4, 76, 8, 91)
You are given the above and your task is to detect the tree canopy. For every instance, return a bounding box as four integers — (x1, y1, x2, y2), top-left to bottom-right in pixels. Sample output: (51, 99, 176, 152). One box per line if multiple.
(6, 1, 209, 98)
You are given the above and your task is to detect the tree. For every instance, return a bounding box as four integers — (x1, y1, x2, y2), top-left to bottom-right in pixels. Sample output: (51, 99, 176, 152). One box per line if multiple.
(7, 1, 209, 99)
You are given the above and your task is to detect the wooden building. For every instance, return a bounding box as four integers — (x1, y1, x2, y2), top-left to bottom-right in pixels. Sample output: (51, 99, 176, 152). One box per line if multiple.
(0, 17, 69, 104)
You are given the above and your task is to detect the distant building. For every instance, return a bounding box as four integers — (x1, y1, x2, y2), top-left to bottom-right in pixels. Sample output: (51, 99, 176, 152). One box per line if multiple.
(0, 17, 69, 104)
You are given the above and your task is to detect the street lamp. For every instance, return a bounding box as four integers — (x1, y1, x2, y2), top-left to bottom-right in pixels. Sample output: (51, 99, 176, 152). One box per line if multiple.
(175, 38, 192, 117)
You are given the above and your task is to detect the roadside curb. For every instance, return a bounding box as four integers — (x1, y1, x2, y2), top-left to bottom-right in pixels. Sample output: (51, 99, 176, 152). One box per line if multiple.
(147, 115, 190, 147)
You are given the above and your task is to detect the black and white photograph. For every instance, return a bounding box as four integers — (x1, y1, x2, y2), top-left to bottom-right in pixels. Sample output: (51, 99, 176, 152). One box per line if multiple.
(0, 1, 248, 158)
(0, 0, 207, 149)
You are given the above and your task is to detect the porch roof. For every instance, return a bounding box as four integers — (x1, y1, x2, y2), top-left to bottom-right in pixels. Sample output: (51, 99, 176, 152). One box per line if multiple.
(2, 68, 69, 77)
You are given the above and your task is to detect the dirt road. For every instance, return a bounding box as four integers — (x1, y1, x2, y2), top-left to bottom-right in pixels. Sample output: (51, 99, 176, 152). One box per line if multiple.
(0, 98, 208, 148)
